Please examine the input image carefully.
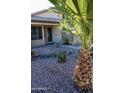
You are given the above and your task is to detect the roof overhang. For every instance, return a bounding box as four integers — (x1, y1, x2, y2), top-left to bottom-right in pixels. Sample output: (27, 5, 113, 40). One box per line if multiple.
(31, 21, 59, 26)
(31, 15, 60, 26)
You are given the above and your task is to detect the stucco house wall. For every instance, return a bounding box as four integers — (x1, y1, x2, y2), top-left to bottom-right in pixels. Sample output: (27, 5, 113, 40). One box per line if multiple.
(52, 26, 62, 43)
(31, 39, 45, 47)
(31, 10, 62, 47)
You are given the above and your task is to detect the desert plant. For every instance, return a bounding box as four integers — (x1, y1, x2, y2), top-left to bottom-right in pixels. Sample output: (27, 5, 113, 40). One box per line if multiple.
(57, 52, 67, 63)
(63, 38, 70, 45)
(31, 51, 38, 57)
(49, 0, 93, 90)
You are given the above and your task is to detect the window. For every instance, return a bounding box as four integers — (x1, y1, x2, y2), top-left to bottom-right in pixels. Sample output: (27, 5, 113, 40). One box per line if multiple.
(31, 27, 38, 40)
(31, 27, 42, 40)
(38, 27, 42, 39)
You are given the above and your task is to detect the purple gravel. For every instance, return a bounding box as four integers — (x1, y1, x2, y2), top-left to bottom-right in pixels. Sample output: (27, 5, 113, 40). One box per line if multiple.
(32, 45, 79, 57)
(31, 55, 92, 93)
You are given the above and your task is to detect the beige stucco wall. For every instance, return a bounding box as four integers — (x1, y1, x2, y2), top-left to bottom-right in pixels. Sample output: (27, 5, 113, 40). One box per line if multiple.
(31, 39, 45, 47)
(62, 31, 81, 45)
(52, 26, 62, 43)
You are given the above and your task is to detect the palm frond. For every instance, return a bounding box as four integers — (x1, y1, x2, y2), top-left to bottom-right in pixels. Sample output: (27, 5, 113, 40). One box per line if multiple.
(49, 0, 93, 49)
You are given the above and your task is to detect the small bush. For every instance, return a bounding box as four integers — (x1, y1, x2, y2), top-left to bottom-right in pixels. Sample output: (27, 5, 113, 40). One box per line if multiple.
(63, 38, 70, 45)
(57, 52, 67, 63)
(31, 51, 38, 57)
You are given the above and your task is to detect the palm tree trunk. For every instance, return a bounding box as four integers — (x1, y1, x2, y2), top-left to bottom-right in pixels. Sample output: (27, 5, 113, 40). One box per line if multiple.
(74, 48, 93, 90)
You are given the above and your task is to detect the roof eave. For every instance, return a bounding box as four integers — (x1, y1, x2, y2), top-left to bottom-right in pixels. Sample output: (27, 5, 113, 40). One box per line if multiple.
(31, 20, 59, 23)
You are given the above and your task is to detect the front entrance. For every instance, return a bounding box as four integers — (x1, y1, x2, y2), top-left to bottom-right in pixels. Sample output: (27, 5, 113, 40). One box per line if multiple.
(47, 28, 52, 42)
(44, 27, 52, 43)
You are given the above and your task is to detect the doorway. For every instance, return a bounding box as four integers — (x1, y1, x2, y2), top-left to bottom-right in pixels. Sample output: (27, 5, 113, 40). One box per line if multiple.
(44, 27, 52, 43)
(47, 28, 52, 42)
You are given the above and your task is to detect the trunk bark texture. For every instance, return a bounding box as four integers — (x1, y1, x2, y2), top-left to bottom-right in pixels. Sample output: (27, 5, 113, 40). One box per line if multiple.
(74, 48, 93, 90)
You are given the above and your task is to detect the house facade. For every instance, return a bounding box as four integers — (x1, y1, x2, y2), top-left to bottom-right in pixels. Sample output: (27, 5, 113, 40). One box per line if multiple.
(31, 9, 62, 47)
(31, 9, 81, 47)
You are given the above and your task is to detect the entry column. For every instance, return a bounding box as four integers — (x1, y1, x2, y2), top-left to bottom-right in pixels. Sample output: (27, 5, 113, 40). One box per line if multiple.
(42, 26, 45, 39)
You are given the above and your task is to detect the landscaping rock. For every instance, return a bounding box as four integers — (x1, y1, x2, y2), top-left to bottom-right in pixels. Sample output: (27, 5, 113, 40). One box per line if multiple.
(32, 55, 92, 93)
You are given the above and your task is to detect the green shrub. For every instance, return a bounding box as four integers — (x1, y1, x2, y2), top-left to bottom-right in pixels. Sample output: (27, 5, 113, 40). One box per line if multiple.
(57, 52, 67, 63)
(63, 38, 70, 45)
(31, 51, 38, 57)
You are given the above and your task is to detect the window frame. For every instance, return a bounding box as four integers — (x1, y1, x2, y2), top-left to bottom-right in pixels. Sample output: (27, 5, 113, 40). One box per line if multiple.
(31, 26, 43, 40)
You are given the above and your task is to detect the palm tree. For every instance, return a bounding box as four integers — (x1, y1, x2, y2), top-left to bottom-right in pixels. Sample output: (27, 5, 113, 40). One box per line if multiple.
(49, 0, 93, 90)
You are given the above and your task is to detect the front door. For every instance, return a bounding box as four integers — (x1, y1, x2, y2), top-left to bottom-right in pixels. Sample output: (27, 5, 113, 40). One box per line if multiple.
(47, 28, 52, 42)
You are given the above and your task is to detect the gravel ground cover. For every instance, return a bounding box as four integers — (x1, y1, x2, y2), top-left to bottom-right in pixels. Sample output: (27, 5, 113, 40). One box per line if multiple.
(31, 45, 92, 93)
(31, 55, 92, 93)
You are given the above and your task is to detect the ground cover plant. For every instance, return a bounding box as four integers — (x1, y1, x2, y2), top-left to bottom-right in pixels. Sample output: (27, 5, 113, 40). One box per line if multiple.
(31, 50, 38, 57)
(57, 52, 67, 63)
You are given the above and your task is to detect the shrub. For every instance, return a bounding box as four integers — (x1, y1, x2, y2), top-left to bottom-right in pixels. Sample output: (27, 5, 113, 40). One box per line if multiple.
(63, 38, 70, 45)
(31, 51, 38, 57)
(57, 52, 67, 63)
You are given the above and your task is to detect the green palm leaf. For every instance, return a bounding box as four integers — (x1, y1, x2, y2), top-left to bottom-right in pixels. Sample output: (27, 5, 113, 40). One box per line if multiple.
(49, 0, 93, 49)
